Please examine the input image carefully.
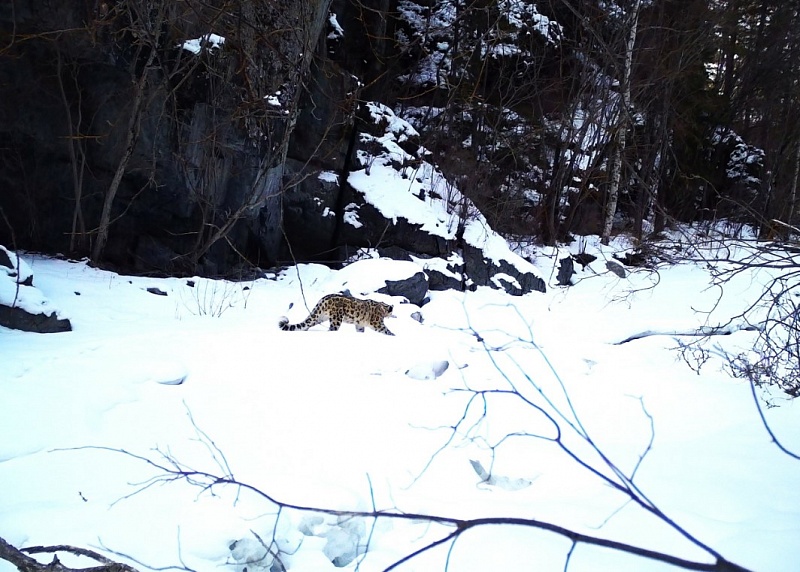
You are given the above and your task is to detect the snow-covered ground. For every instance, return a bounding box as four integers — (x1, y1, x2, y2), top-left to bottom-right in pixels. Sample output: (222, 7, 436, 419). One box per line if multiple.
(1, 233, 799, 572)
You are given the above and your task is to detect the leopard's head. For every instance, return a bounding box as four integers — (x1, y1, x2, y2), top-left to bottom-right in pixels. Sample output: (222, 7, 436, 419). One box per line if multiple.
(377, 301, 394, 317)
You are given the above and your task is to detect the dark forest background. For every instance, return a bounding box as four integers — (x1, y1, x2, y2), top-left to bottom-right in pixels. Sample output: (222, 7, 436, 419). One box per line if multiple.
(1, 0, 797, 275)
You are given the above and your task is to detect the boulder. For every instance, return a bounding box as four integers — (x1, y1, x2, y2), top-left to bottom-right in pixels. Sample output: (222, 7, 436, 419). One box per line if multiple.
(0, 246, 72, 333)
(462, 244, 546, 295)
(557, 256, 575, 286)
(0, 304, 72, 334)
(606, 260, 627, 278)
(377, 271, 428, 306)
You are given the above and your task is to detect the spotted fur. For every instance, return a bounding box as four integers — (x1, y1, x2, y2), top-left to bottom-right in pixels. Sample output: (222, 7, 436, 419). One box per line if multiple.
(278, 294, 395, 335)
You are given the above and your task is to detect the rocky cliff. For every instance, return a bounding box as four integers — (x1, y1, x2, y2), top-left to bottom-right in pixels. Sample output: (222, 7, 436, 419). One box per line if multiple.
(0, 0, 543, 295)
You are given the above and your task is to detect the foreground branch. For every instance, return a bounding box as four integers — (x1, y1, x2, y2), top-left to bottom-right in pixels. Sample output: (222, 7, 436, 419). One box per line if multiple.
(64, 444, 751, 572)
(0, 536, 139, 572)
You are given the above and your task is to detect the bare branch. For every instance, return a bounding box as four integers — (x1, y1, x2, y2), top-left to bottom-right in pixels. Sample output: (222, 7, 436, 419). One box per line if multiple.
(0, 535, 140, 572)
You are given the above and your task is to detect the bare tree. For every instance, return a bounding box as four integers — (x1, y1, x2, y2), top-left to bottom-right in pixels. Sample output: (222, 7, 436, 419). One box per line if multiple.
(675, 235, 800, 400)
(54, 44, 88, 253)
(92, 0, 167, 262)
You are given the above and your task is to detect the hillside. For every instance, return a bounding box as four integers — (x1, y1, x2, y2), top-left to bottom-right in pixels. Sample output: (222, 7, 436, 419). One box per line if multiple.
(1, 230, 799, 571)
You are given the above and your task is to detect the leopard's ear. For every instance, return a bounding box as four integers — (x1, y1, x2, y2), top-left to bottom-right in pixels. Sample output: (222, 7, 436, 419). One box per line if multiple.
(387, 305, 393, 313)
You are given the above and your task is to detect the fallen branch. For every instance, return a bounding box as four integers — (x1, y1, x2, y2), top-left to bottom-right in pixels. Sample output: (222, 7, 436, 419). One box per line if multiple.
(0, 536, 139, 572)
(615, 322, 760, 345)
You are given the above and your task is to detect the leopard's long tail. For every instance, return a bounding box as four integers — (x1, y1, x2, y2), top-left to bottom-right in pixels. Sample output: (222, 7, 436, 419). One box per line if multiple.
(279, 297, 329, 331)
(278, 313, 318, 331)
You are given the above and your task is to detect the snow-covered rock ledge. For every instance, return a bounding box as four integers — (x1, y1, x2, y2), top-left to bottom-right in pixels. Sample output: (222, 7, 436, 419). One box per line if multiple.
(340, 102, 545, 295)
(0, 246, 71, 333)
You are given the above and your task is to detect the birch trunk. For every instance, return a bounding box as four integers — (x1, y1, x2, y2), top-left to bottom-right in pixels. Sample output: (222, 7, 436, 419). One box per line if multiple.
(601, 0, 641, 245)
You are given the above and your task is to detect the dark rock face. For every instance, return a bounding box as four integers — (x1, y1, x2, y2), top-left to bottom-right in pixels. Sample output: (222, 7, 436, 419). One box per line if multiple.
(288, 56, 358, 171)
(0, 1, 331, 275)
(336, 199, 452, 258)
(0, 1, 545, 296)
(280, 159, 342, 263)
(425, 265, 465, 292)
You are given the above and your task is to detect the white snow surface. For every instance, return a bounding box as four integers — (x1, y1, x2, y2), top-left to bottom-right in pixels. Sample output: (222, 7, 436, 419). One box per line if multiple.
(1, 232, 799, 572)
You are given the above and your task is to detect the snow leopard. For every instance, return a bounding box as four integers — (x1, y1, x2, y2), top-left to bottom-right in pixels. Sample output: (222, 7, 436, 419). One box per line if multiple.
(278, 294, 395, 335)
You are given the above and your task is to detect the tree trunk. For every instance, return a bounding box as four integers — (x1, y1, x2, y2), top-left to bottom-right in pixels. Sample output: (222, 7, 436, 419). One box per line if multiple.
(91, 3, 164, 262)
(602, 0, 641, 245)
(788, 141, 800, 225)
(56, 49, 87, 253)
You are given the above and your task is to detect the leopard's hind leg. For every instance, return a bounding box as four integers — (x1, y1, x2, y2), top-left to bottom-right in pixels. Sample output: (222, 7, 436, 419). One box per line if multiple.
(373, 323, 394, 336)
(329, 313, 343, 331)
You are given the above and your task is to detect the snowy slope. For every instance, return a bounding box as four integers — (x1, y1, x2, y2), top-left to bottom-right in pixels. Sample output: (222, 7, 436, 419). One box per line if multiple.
(1, 234, 799, 572)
